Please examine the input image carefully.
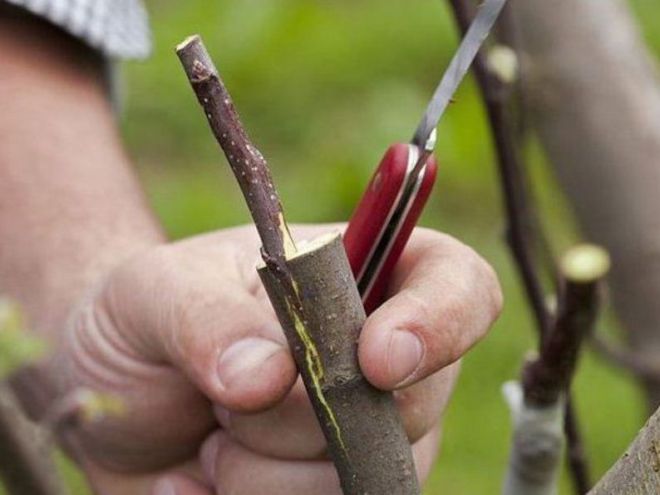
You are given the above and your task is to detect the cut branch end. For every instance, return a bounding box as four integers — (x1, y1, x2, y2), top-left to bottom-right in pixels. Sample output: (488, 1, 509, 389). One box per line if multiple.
(487, 44, 519, 84)
(176, 34, 201, 53)
(561, 244, 611, 284)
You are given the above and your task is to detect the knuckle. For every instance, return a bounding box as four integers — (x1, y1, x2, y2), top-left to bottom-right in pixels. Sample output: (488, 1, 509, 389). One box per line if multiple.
(460, 245, 503, 324)
(484, 263, 504, 320)
(470, 252, 504, 322)
(398, 291, 434, 335)
(398, 231, 503, 364)
(413, 228, 459, 256)
(399, 288, 467, 366)
(422, 237, 503, 356)
(437, 293, 469, 363)
(105, 244, 192, 359)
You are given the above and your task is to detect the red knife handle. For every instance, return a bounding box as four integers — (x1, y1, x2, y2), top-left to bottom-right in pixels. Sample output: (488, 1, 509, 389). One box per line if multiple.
(344, 143, 438, 314)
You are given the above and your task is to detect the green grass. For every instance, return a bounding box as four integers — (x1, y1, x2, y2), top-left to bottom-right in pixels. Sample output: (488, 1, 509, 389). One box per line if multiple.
(5, 1, 659, 494)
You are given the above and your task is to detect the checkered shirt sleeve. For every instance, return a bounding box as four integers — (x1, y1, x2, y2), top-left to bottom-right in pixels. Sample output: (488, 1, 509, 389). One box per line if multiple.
(3, 0, 151, 59)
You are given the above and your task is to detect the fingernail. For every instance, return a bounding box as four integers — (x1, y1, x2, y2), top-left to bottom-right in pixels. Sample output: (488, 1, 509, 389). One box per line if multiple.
(217, 338, 284, 390)
(389, 330, 424, 386)
(153, 478, 176, 495)
(201, 432, 220, 482)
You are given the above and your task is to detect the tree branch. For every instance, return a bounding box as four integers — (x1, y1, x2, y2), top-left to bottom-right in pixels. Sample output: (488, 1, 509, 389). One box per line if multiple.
(176, 35, 419, 495)
(523, 245, 609, 406)
(448, 0, 551, 338)
(503, 246, 608, 495)
(0, 381, 67, 495)
(587, 405, 660, 494)
(176, 35, 295, 262)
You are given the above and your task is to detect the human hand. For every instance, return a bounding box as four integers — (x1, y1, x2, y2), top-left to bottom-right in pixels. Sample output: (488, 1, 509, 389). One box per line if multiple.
(53, 224, 501, 494)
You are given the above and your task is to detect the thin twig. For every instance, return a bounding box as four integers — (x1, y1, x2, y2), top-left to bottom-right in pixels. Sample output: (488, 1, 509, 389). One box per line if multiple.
(446, 1, 592, 492)
(0, 381, 67, 495)
(563, 404, 591, 494)
(176, 35, 296, 264)
(447, 0, 550, 338)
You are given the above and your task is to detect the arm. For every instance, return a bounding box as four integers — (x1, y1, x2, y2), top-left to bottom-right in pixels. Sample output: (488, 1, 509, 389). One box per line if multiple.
(0, 9, 164, 341)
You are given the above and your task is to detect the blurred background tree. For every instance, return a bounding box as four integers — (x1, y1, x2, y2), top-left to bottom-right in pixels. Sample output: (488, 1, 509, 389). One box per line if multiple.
(4, 1, 655, 494)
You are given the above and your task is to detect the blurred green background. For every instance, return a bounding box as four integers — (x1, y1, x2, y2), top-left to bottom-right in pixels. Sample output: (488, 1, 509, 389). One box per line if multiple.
(65, 0, 660, 493)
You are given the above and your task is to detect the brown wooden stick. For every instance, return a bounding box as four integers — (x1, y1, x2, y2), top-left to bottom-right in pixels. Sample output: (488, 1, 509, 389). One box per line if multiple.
(176, 35, 296, 262)
(259, 234, 419, 494)
(176, 35, 419, 495)
(0, 381, 67, 495)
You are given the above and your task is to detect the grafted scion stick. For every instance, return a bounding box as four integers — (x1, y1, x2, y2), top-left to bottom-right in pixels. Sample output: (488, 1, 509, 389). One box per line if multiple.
(523, 245, 610, 407)
(503, 245, 610, 495)
(177, 35, 419, 495)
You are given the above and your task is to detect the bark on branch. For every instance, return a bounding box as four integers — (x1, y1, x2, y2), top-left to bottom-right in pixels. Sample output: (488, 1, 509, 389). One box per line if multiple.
(259, 235, 419, 495)
(523, 246, 609, 407)
(587, 405, 660, 494)
(176, 35, 295, 261)
(503, 245, 608, 495)
(177, 35, 419, 495)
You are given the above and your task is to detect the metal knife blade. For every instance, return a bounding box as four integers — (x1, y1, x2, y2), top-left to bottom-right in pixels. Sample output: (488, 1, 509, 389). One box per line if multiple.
(411, 0, 508, 148)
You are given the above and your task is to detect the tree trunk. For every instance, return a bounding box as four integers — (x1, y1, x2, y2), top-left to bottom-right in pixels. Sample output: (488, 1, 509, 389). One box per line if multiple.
(510, 0, 660, 410)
